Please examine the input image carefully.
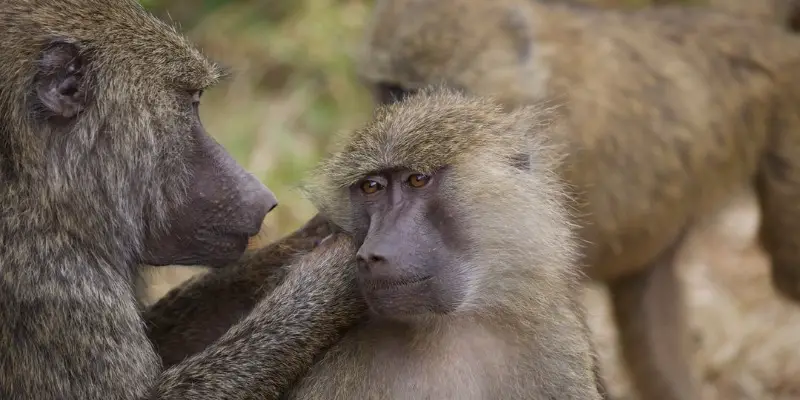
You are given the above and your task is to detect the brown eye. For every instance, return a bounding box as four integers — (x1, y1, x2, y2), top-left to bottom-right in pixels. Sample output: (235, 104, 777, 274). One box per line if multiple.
(360, 179, 383, 194)
(408, 173, 430, 188)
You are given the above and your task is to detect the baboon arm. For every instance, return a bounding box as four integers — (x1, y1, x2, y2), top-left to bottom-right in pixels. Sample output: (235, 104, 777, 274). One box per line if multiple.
(144, 213, 337, 367)
(608, 250, 699, 400)
(150, 234, 366, 400)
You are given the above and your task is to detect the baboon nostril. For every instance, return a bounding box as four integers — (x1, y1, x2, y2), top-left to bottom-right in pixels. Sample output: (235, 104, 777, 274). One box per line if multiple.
(358, 254, 386, 265)
(267, 202, 278, 213)
(357, 250, 385, 265)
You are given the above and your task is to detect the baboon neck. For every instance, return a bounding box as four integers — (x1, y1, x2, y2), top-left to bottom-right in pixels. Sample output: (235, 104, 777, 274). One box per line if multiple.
(0, 215, 138, 285)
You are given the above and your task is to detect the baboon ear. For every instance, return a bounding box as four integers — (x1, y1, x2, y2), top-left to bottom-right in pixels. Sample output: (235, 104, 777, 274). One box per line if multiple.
(35, 41, 88, 119)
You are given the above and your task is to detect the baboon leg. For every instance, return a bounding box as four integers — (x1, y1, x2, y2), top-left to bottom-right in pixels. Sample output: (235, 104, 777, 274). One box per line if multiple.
(145, 213, 337, 367)
(607, 241, 698, 400)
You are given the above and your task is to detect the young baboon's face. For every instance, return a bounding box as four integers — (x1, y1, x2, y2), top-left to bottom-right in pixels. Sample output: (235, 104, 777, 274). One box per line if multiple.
(26, 22, 277, 267)
(350, 167, 469, 319)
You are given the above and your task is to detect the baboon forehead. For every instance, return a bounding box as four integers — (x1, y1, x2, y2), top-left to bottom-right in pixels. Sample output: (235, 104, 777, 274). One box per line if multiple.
(322, 90, 524, 187)
(1, 0, 219, 87)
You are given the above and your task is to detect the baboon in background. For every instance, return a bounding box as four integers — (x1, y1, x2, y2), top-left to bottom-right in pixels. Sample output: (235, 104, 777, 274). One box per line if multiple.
(0, 1, 365, 399)
(348, 0, 800, 399)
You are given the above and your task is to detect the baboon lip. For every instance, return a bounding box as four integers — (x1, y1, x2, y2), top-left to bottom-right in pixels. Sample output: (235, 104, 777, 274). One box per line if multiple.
(363, 275, 433, 291)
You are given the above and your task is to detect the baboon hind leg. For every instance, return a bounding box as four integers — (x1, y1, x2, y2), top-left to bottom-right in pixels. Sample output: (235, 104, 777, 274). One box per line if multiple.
(607, 241, 699, 400)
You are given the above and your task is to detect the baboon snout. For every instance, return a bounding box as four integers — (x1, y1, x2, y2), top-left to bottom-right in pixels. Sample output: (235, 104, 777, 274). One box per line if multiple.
(195, 129, 278, 238)
(139, 128, 279, 267)
(356, 246, 387, 269)
(356, 235, 417, 282)
(357, 240, 391, 274)
(236, 172, 278, 237)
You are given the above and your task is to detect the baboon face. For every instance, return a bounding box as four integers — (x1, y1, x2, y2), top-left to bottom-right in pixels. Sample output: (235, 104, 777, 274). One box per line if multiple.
(351, 167, 468, 318)
(26, 33, 276, 268)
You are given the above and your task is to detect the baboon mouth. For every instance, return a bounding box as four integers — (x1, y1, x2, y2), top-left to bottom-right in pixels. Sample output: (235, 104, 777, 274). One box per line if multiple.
(364, 275, 433, 291)
(246, 229, 269, 250)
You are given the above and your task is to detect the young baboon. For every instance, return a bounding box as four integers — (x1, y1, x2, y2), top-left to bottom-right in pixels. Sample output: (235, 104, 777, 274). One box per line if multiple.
(257, 87, 601, 399)
(349, 0, 800, 399)
(0, 1, 365, 399)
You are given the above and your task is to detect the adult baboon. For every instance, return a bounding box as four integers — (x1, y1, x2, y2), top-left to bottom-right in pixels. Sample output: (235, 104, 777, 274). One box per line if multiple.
(345, 1, 800, 399)
(0, 1, 364, 399)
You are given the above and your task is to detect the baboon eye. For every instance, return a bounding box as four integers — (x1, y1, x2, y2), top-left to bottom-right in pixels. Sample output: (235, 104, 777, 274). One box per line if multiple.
(407, 173, 431, 188)
(360, 179, 384, 195)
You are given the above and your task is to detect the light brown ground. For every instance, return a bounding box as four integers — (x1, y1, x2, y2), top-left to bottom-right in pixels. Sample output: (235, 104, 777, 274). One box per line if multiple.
(141, 191, 800, 400)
